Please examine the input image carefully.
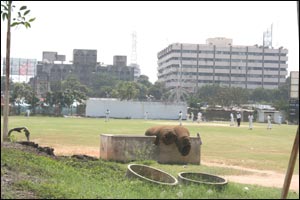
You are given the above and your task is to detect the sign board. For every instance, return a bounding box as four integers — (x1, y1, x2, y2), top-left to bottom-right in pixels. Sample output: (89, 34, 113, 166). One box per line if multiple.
(2, 58, 37, 76)
(42, 51, 57, 63)
(56, 55, 66, 62)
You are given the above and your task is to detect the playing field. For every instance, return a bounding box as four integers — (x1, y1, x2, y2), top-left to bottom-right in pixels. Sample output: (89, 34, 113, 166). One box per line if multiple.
(2, 116, 299, 174)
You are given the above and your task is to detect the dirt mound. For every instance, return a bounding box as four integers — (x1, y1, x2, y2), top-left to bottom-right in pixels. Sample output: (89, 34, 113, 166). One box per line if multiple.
(2, 141, 55, 157)
(2, 141, 98, 160)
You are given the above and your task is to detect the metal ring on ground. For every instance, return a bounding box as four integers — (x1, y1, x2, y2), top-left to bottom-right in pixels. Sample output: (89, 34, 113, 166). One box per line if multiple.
(178, 172, 227, 188)
(126, 164, 178, 185)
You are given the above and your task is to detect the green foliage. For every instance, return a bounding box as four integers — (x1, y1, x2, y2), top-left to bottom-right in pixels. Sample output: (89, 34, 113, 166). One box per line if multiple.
(45, 76, 88, 115)
(149, 82, 168, 100)
(117, 81, 140, 100)
(1, 145, 299, 199)
(136, 75, 152, 88)
(192, 83, 289, 109)
(1, 1, 35, 28)
(2, 116, 299, 173)
(88, 73, 170, 101)
(89, 73, 120, 97)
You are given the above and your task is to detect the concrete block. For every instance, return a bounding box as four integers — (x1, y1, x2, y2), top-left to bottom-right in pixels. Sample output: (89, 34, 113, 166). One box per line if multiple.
(100, 134, 202, 165)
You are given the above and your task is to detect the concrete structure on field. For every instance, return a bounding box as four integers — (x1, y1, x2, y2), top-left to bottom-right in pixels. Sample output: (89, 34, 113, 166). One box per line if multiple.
(100, 134, 202, 164)
(157, 37, 288, 92)
(86, 98, 187, 120)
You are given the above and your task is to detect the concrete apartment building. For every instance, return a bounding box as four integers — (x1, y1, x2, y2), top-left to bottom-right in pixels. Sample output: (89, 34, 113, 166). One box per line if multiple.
(32, 50, 135, 97)
(98, 55, 135, 82)
(157, 37, 288, 92)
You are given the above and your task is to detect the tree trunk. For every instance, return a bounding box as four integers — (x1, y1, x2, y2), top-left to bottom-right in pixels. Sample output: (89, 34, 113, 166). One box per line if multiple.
(2, 2, 11, 143)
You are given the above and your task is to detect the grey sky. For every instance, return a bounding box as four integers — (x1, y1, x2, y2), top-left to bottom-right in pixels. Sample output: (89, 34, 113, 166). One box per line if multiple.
(1, 1, 299, 83)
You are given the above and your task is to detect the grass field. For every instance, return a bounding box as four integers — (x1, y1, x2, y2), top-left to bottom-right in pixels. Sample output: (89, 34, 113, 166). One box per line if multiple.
(1, 116, 299, 199)
(1, 116, 299, 173)
(2, 145, 298, 199)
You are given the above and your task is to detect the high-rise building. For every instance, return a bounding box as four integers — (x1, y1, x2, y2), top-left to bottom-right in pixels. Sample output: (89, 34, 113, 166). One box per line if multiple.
(157, 37, 288, 93)
(32, 51, 135, 97)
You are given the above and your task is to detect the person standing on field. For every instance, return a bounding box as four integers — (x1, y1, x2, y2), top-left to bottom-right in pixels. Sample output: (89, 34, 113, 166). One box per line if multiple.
(248, 113, 254, 130)
(144, 111, 148, 120)
(197, 111, 202, 123)
(278, 115, 282, 125)
(267, 114, 272, 130)
(230, 112, 234, 126)
(105, 109, 110, 122)
(236, 112, 241, 127)
(191, 112, 194, 122)
(178, 111, 183, 126)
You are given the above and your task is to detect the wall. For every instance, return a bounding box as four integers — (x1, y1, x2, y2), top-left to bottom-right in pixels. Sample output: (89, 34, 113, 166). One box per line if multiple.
(100, 134, 202, 165)
(86, 98, 187, 120)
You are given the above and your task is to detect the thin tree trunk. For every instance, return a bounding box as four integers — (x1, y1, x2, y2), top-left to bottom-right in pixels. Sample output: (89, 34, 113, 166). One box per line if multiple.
(2, 2, 11, 143)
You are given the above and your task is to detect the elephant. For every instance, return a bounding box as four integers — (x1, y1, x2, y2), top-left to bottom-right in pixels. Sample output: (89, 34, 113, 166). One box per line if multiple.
(145, 125, 177, 145)
(145, 125, 191, 156)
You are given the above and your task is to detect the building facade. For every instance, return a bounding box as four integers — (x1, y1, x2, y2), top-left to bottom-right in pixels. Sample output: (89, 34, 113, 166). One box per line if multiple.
(31, 50, 135, 97)
(157, 37, 288, 92)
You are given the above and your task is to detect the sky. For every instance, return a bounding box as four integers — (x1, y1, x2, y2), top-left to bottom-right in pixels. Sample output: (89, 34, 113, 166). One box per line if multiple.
(1, 1, 299, 83)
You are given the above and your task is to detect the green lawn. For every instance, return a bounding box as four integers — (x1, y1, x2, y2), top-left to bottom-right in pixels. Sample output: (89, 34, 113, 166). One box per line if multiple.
(1, 116, 299, 173)
(2, 147, 298, 199)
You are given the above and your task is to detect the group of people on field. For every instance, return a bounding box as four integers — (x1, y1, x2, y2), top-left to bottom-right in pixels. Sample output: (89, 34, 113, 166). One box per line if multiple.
(230, 112, 281, 130)
(179, 111, 203, 126)
(105, 108, 281, 130)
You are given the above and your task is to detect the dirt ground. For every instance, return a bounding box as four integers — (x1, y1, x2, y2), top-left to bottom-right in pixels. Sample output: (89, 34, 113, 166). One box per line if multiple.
(202, 161, 299, 192)
(53, 146, 299, 192)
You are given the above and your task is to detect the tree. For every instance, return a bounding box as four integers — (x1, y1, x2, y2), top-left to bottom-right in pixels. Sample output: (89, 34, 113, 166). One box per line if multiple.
(117, 82, 139, 100)
(45, 76, 89, 116)
(249, 87, 271, 103)
(61, 76, 89, 115)
(1, 1, 35, 142)
(89, 73, 119, 97)
(136, 75, 152, 88)
(229, 87, 249, 106)
(148, 82, 167, 101)
(270, 78, 290, 114)
(10, 82, 29, 115)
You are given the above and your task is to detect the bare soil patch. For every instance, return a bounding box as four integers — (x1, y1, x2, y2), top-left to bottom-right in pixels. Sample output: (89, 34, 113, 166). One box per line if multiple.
(202, 161, 299, 192)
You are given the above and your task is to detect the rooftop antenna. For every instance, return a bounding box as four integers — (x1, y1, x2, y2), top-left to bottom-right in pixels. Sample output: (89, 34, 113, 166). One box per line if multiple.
(263, 24, 273, 48)
(131, 31, 137, 64)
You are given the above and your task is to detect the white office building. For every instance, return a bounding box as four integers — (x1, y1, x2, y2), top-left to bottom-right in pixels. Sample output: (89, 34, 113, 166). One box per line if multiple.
(157, 37, 288, 92)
